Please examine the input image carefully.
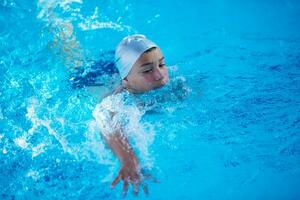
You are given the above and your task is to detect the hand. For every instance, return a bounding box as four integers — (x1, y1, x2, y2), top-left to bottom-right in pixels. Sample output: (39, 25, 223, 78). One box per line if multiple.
(105, 133, 157, 197)
(111, 157, 149, 197)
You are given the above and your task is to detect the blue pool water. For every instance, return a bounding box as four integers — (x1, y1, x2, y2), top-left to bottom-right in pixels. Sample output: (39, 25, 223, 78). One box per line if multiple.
(1, 0, 300, 199)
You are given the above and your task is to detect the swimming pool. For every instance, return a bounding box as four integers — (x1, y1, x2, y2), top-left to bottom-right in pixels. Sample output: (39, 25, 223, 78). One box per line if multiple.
(1, 0, 300, 199)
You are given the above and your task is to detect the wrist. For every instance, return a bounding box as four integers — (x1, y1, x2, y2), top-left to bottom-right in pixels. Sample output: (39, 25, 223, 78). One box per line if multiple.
(121, 152, 138, 166)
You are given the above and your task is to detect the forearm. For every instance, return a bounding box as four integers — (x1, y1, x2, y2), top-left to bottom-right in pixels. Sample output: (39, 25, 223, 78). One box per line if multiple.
(105, 132, 145, 196)
(105, 132, 138, 165)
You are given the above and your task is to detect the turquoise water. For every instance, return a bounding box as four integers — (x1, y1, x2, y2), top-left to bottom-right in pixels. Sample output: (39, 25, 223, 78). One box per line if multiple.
(1, 0, 300, 199)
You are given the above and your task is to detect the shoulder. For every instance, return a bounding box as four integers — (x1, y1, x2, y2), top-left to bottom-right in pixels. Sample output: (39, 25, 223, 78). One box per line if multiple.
(94, 92, 123, 115)
(92, 93, 124, 135)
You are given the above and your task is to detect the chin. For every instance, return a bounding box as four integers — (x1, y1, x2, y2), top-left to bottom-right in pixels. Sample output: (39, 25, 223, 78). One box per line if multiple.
(152, 83, 165, 90)
(154, 79, 168, 89)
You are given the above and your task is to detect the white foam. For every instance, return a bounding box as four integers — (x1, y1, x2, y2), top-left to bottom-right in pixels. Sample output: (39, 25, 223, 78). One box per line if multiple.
(93, 92, 155, 169)
(76, 6, 132, 31)
(27, 170, 40, 181)
(59, 0, 82, 8)
(14, 136, 29, 149)
(32, 143, 46, 158)
(37, 0, 82, 19)
(123, 109, 155, 168)
(2, 148, 8, 154)
(78, 21, 127, 31)
(83, 120, 114, 165)
(26, 98, 73, 156)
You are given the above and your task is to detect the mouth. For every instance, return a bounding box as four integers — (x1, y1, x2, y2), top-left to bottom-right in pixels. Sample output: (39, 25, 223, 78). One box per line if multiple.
(153, 85, 164, 90)
(152, 79, 168, 89)
(161, 78, 168, 85)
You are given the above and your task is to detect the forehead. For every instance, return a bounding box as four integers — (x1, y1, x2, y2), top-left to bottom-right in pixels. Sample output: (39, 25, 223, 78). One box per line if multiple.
(137, 48, 163, 64)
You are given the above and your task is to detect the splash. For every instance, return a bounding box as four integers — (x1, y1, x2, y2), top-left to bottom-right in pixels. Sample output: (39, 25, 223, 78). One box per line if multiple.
(19, 98, 73, 157)
(36, 0, 134, 72)
(93, 91, 155, 169)
(77, 7, 132, 32)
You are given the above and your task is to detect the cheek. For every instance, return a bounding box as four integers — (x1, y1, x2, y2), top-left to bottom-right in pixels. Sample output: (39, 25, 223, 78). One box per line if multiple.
(139, 74, 155, 82)
(132, 75, 152, 88)
(163, 68, 169, 80)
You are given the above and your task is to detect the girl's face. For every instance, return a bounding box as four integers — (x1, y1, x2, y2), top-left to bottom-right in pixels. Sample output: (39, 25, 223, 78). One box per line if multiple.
(123, 48, 169, 93)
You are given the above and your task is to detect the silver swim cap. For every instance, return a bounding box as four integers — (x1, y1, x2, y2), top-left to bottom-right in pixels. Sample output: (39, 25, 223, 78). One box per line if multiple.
(115, 34, 158, 79)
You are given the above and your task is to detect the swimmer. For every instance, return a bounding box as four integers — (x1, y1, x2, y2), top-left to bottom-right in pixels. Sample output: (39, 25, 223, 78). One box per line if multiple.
(93, 34, 169, 197)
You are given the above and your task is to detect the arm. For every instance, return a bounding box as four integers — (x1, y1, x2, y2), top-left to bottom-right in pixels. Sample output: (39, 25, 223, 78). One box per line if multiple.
(38, 3, 84, 70)
(93, 103, 151, 196)
(106, 132, 138, 166)
(104, 131, 148, 197)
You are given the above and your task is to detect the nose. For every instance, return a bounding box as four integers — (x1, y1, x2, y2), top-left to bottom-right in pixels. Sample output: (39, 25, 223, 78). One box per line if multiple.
(153, 67, 164, 81)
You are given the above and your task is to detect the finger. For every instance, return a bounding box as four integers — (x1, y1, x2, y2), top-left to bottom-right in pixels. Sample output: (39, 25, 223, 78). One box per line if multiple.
(133, 182, 139, 196)
(122, 179, 129, 198)
(111, 174, 122, 189)
(142, 183, 149, 195)
(141, 173, 159, 183)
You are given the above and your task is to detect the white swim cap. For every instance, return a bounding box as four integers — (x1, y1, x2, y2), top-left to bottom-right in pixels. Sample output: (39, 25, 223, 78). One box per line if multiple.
(115, 34, 158, 79)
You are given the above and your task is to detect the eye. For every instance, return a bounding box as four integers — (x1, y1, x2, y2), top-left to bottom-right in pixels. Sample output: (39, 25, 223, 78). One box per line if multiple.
(142, 69, 153, 73)
(159, 63, 166, 68)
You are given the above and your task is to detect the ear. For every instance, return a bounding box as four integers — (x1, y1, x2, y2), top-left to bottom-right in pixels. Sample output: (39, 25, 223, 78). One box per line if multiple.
(122, 77, 129, 88)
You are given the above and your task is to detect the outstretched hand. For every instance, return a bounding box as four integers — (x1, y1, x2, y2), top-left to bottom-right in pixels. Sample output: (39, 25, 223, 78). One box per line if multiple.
(111, 157, 157, 197)
(105, 133, 158, 197)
